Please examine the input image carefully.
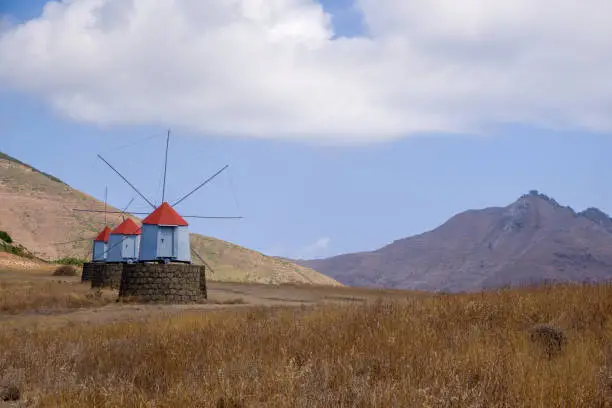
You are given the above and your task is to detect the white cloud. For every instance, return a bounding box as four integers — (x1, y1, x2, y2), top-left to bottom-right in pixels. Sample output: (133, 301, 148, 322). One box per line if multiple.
(1, 0, 612, 143)
(297, 236, 330, 259)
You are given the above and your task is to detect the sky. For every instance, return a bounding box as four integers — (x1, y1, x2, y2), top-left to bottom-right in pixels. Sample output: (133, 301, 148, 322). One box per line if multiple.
(1, 0, 611, 260)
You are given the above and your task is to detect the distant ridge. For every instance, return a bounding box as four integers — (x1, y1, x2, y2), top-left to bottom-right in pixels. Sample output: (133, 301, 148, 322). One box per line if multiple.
(297, 190, 612, 292)
(0, 151, 66, 185)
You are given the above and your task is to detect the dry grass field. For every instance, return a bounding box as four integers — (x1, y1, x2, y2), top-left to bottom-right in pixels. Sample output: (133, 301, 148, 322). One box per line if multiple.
(2, 266, 612, 407)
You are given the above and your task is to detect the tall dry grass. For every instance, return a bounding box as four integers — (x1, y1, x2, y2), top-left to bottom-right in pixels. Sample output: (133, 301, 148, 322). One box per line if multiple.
(1, 283, 612, 407)
(0, 280, 115, 314)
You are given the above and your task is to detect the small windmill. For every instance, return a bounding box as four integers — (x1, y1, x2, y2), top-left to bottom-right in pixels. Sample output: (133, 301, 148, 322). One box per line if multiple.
(76, 129, 243, 264)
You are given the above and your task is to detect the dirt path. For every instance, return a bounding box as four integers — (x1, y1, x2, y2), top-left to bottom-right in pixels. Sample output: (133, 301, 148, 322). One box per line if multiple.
(0, 279, 388, 329)
(0, 266, 422, 329)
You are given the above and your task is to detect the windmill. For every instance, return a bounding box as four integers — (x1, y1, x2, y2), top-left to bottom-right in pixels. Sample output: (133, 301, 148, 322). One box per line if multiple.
(76, 129, 243, 264)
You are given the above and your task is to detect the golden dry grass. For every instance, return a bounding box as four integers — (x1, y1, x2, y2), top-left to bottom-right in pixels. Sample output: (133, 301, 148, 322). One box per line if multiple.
(1, 282, 612, 407)
(0, 278, 115, 314)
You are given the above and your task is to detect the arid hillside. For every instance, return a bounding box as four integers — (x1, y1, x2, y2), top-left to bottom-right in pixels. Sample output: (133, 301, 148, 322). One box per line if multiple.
(0, 152, 340, 286)
(299, 191, 612, 292)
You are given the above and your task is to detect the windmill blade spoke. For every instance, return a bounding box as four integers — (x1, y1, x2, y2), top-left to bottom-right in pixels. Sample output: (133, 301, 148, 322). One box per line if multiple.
(52, 237, 96, 245)
(72, 209, 114, 213)
(119, 197, 136, 221)
(162, 129, 170, 203)
(104, 186, 108, 225)
(171, 164, 229, 208)
(191, 247, 216, 275)
(182, 216, 243, 219)
(103, 235, 130, 257)
(122, 197, 135, 213)
(97, 154, 156, 209)
(72, 209, 149, 215)
(73, 209, 242, 219)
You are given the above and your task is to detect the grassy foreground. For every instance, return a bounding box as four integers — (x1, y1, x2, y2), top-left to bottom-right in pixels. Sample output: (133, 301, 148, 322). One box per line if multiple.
(1, 283, 612, 407)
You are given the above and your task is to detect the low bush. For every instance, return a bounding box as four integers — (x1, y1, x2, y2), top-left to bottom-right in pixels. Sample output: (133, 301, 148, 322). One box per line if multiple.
(52, 257, 87, 266)
(0, 231, 12, 244)
(52, 265, 78, 277)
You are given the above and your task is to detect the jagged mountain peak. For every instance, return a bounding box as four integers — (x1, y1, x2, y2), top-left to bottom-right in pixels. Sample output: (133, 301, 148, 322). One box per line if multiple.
(578, 207, 612, 226)
(299, 190, 612, 292)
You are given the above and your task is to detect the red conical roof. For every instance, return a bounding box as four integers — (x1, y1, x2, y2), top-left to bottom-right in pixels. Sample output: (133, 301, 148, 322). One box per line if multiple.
(142, 202, 188, 226)
(94, 226, 111, 242)
(111, 218, 141, 235)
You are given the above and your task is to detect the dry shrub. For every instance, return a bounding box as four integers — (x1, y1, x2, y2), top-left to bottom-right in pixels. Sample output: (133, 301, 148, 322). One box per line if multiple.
(0, 367, 22, 402)
(216, 396, 245, 408)
(0, 384, 21, 401)
(528, 324, 567, 358)
(1, 282, 612, 406)
(52, 265, 78, 277)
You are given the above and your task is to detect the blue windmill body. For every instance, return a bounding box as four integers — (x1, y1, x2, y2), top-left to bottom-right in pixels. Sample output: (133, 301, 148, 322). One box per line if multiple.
(91, 226, 111, 262)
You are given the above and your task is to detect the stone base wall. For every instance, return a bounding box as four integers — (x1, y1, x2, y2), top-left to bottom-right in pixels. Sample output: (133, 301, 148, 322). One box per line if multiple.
(199, 266, 207, 299)
(86, 263, 106, 285)
(119, 263, 207, 303)
(91, 264, 123, 290)
(81, 262, 96, 282)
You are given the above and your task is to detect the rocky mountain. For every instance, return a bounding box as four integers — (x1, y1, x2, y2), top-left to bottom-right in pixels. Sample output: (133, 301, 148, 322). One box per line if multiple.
(297, 190, 612, 292)
(0, 152, 341, 286)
